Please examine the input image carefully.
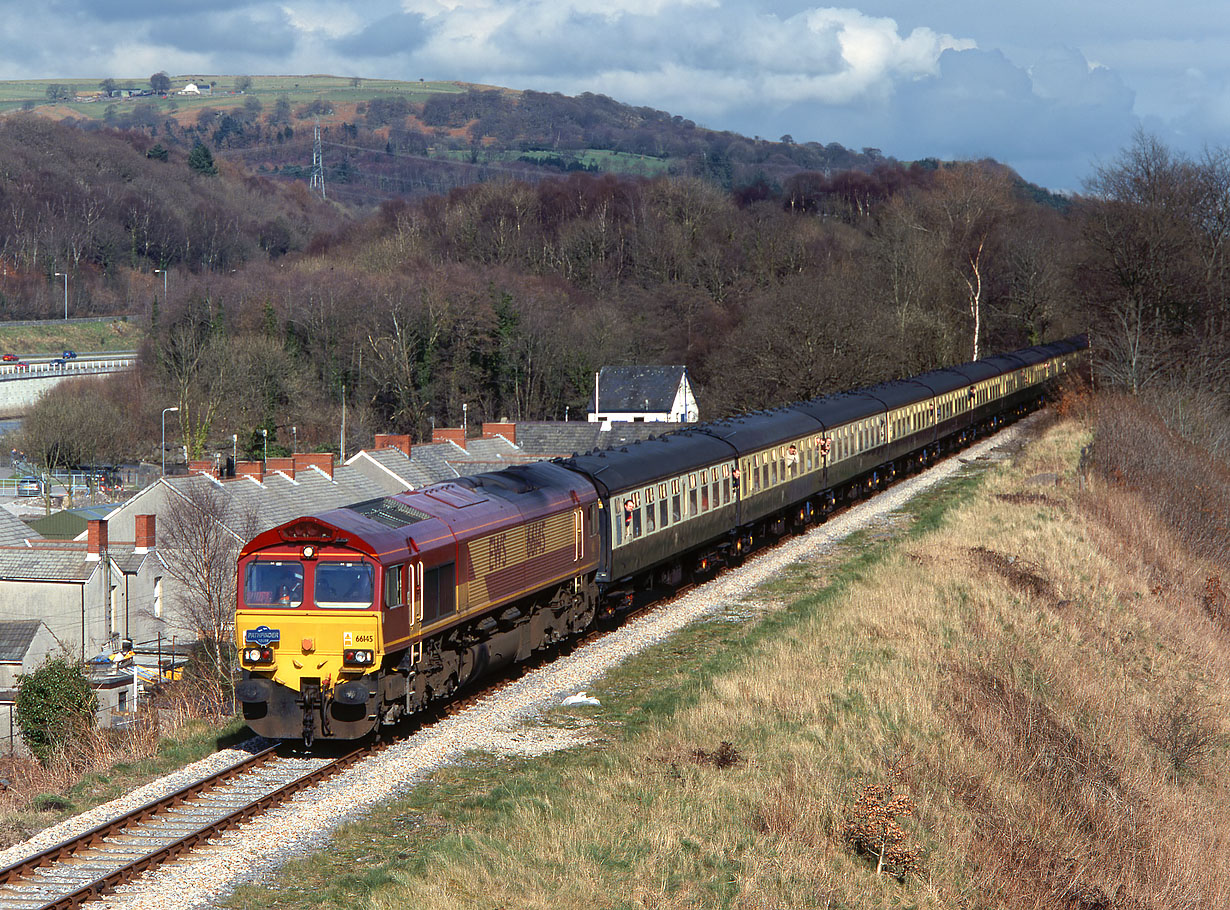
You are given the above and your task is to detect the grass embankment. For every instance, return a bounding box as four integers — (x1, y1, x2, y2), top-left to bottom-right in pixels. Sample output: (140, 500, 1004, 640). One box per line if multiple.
(0, 319, 140, 358)
(223, 400, 1230, 909)
(0, 716, 246, 850)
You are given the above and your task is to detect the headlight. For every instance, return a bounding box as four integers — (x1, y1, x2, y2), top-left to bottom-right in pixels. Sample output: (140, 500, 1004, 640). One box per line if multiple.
(343, 649, 374, 666)
(243, 647, 274, 664)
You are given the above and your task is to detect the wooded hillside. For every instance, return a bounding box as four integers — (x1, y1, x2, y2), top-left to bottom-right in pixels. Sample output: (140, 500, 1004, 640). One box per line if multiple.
(1, 87, 1226, 467)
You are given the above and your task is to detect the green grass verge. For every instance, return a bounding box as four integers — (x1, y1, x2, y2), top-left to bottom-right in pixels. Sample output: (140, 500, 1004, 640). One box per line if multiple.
(0, 319, 141, 356)
(222, 458, 999, 910)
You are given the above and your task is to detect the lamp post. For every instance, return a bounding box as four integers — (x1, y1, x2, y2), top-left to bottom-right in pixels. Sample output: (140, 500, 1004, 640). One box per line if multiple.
(291, 426, 297, 454)
(260, 428, 268, 463)
(154, 268, 167, 300)
(161, 407, 179, 476)
(232, 434, 237, 462)
(462, 403, 467, 438)
(53, 272, 67, 320)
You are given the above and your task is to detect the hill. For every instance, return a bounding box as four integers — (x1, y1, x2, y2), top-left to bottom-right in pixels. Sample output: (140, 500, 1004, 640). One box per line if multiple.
(3, 73, 886, 205)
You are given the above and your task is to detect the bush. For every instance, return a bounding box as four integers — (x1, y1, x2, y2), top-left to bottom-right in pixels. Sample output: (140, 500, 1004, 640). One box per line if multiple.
(15, 655, 97, 764)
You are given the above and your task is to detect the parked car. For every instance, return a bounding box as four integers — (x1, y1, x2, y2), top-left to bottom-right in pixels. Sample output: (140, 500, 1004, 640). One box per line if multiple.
(2, 354, 17, 362)
(50, 359, 66, 368)
(62, 350, 77, 359)
(16, 477, 42, 496)
(14, 362, 29, 371)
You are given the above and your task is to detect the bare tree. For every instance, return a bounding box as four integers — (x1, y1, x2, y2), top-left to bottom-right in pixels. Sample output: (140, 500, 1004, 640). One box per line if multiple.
(158, 480, 260, 712)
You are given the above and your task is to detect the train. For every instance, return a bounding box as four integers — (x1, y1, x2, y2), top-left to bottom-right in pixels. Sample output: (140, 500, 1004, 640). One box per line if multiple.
(234, 334, 1088, 743)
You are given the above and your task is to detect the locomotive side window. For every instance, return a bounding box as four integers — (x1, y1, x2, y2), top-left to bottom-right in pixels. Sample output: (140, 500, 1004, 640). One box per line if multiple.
(421, 563, 456, 624)
(244, 561, 303, 607)
(384, 564, 405, 608)
(315, 562, 374, 609)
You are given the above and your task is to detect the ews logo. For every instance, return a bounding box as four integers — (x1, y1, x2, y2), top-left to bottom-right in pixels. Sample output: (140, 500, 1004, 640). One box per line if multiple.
(488, 534, 508, 571)
(526, 521, 547, 558)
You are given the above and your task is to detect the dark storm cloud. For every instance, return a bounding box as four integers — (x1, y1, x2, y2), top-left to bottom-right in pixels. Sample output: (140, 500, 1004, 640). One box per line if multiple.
(331, 12, 430, 58)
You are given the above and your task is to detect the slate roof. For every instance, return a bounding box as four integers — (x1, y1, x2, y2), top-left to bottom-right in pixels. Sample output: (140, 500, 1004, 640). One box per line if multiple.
(0, 544, 99, 582)
(515, 422, 688, 458)
(592, 366, 687, 412)
(0, 619, 42, 662)
(0, 508, 39, 546)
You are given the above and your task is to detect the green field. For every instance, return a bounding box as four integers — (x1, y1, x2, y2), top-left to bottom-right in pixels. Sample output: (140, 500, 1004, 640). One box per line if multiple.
(0, 74, 468, 120)
(0, 319, 142, 357)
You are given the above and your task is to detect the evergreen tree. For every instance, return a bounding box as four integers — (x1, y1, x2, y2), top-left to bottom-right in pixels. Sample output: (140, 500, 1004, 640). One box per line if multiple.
(15, 655, 97, 764)
(188, 141, 218, 175)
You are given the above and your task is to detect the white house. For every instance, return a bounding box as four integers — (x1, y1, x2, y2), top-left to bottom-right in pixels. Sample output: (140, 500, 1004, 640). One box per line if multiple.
(589, 365, 698, 423)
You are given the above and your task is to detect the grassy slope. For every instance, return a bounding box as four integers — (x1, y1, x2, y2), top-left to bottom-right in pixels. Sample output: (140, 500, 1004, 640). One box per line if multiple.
(0, 320, 142, 357)
(221, 408, 1230, 909)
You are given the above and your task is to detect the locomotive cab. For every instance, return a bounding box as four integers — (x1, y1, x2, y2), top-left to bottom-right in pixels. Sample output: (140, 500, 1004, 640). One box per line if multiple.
(235, 517, 424, 743)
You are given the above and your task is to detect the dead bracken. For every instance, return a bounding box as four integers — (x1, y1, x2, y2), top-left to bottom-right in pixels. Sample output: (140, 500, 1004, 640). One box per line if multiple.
(969, 546, 1057, 601)
(692, 741, 741, 769)
(994, 490, 1058, 506)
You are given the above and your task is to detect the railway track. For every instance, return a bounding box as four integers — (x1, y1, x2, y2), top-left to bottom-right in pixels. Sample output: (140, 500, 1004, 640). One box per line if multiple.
(0, 417, 1040, 909)
(0, 744, 374, 910)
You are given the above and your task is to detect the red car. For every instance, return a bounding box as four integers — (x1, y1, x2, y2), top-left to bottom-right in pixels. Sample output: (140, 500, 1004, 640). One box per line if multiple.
(1, 354, 17, 362)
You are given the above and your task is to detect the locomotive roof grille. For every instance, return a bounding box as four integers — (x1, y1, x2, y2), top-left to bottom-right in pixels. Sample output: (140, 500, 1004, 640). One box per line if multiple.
(346, 497, 432, 528)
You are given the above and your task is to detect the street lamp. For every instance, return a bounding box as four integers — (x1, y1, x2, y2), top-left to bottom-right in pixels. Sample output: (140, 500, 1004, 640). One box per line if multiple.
(232, 434, 237, 462)
(291, 426, 297, 454)
(53, 272, 67, 320)
(462, 403, 467, 438)
(161, 407, 179, 476)
(154, 268, 167, 300)
(260, 428, 268, 463)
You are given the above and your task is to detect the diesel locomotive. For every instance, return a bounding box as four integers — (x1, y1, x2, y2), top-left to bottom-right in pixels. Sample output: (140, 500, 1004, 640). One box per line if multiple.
(234, 335, 1087, 743)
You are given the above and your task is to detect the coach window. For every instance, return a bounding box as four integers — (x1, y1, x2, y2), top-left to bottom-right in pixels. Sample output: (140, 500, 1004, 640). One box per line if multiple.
(646, 497, 656, 533)
(659, 498, 669, 529)
(672, 489, 682, 523)
(384, 564, 405, 608)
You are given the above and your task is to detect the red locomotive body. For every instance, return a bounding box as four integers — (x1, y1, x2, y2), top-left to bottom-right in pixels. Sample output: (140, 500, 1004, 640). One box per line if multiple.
(235, 462, 600, 742)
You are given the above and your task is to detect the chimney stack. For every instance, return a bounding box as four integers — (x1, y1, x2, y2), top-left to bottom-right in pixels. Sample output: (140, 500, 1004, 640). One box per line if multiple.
(293, 453, 334, 479)
(481, 422, 516, 444)
(134, 514, 156, 553)
(432, 427, 467, 449)
(235, 461, 265, 482)
(374, 433, 412, 457)
(86, 519, 108, 562)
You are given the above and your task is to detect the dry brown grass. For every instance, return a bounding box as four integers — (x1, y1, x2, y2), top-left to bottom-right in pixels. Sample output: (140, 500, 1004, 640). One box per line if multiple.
(327, 397, 1230, 910)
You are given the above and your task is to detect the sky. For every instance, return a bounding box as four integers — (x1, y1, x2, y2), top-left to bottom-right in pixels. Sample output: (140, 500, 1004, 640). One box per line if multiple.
(1, 0, 1227, 190)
